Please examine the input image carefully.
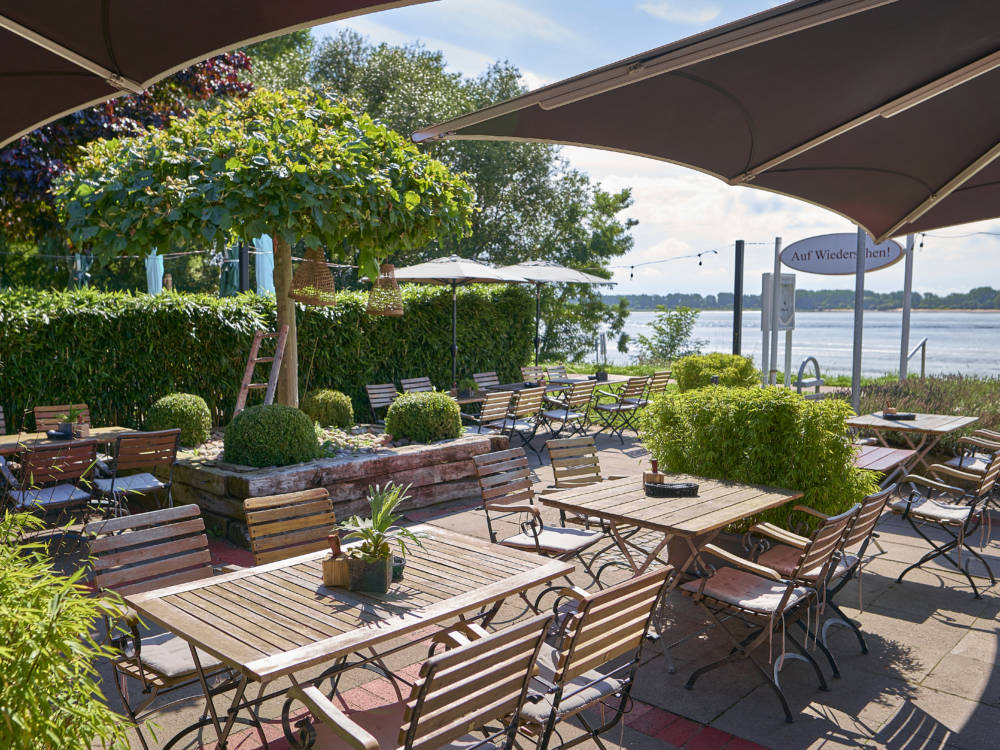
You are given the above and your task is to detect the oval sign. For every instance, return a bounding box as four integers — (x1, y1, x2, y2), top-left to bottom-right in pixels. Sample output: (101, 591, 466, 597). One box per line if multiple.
(780, 233, 904, 275)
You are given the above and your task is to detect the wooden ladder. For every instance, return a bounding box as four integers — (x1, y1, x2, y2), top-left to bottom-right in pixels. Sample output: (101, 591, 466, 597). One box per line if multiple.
(234, 325, 289, 416)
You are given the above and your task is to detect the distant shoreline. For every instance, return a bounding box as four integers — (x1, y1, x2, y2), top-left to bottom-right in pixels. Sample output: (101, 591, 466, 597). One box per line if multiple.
(626, 307, 1000, 313)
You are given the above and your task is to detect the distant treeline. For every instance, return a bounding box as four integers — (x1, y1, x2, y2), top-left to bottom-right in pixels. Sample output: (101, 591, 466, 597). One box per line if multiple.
(605, 286, 1000, 311)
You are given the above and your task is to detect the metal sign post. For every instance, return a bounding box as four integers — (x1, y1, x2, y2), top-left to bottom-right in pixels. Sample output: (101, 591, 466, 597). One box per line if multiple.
(769, 238, 782, 385)
(761, 271, 796, 387)
(733, 239, 744, 355)
(899, 234, 915, 379)
(850, 226, 866, 412)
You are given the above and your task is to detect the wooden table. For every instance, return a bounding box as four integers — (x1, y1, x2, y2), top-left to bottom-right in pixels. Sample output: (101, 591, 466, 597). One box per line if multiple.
(125, 525, 572, 747)
(853, 444, 917, 487)
(486, 373, 631, 393)
(845, 412, 977, 472)
(0, 426, 131, 456)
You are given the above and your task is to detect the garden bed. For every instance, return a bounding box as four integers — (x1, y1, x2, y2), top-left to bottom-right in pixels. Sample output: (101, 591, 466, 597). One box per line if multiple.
(159, 433, 507, 546)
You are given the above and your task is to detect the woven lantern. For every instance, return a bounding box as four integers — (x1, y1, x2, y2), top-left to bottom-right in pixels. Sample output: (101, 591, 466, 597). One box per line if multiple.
(366, 263, 404, 316)
(289, 248, 337, 306)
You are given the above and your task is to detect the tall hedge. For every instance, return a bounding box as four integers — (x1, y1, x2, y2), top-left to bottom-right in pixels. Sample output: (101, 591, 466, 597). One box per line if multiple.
(0, 285, 532, 433)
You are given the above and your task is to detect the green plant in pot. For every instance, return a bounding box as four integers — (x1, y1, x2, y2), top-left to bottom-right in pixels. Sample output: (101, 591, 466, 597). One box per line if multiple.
(58, 406, 84, 436)
(594, 363, 609, 382)
(457, 377, 477, 399)
(337, 482, 422, 593)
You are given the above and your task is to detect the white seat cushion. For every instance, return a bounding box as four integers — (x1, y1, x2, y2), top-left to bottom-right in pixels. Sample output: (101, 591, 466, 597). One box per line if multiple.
(757, 544, 858, 582)
(502, 418, 536, 434)
(891, 497, 972, 524)
(502, 526, 602, 554)
(943, 455, 989, 473)
(521, 643, 625, 725)
(681, 566, 810, 615)
(594, 403, 638, 413)
(464, 425, 500, 435)
(95, 473, 165, 494)
(10, 483, 91, 510)
(136, 631, 222, 679)
(542, 409, 585, 422)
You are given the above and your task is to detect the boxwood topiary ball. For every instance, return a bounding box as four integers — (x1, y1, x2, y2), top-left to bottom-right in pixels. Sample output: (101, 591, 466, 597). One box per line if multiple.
(224, 404, 320, 467)
(384, 391, 462, 443)
(146, 393, 212, 447)
(300, 389, 354, 429)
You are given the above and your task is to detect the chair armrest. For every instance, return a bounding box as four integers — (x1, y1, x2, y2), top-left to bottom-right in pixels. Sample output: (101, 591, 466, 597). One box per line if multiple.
(288, 686, 379, 750)
(556, 585, 589, 604)
(433, 622, 490, 650)
(213, 564, 244, 575)
(957, 436, 1000, 452)
(974, 429, 1000, 441)
(899, 474, 966, 496)
(100, 596, 140, 627)
(792, 505, 829, 520)
(749, 522, 809, 549)
(595, 389, 618, 400)
(701, 543, 782, 581)
(607, 475, 629, 481)
(927, 464, 981, 484)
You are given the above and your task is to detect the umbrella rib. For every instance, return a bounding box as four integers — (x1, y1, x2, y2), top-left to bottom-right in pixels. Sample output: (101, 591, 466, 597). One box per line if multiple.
(0, 12, 142, 93)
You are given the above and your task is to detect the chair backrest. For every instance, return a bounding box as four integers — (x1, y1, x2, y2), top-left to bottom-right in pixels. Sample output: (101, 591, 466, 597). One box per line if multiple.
(473, 447, 534, 507)
(366, 383, 398, 411)
(0, 405, 5, 434)
(553, 567, 670, 683)
(34, 403, 90, 431)
(510, 386, 546, 419)
(520, 365, 544, 382)
(473, 371, 500, 389)
(792, 504, 860, 581)
(564, 380, 597, 409)
(546, 364, 568, 380)
(648, 370, 671, 395)
(841, 485, 895, 550)
(547, 436, 604, 488)
(113, 429, 180, 473)
(244, 488, 336, 565)
(18, 439, 97, 486)
(974, 452, 1000, 499)
(478, 390, 513, 424)
(620, 376, 650, 401)
(400, 612, 553, 750)
(85, 504, 213, 596)
(401, 377, 433, 393)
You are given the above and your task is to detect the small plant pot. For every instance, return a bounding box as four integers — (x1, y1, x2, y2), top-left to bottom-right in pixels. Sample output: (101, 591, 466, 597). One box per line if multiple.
(595, 371, 609, 382)
(392, 555, 406, 582)
(458, 388, 474, 399)
(347, 556, 392, 593)
(57, 422, 74, 438)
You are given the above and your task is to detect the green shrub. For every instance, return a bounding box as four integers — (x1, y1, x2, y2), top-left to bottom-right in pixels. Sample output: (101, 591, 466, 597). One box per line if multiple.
(385, 391, 462, 443)
(145, 392, 212, 446)
(0, 513, 131, 750)
(224, 404, 320, 467)
(640, 387, 878, 531)
(673, 352, 759, 391)
(301, 389, 355, 429)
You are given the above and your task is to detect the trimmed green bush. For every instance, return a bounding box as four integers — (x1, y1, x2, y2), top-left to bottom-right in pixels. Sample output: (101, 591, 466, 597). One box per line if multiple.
(639, 387, 878, 531)
(301, 389, 354, 429)
(145, 392, 212, 446)
(673, 353, 759, 392)
(0, 285, 532, 433)
(384, 391, 462, 443)
(224, 404, 319, 467)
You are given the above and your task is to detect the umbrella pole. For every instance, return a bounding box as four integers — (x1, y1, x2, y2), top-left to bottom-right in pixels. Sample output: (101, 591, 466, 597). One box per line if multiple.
(452, 281, 458, 388)
(534, 283, 541, 365)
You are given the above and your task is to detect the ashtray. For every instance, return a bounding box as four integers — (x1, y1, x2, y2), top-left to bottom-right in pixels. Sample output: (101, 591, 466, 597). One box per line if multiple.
(878, 412, 916, 420)
(644, 481, 699, 498)
(46, 429, 72, 440)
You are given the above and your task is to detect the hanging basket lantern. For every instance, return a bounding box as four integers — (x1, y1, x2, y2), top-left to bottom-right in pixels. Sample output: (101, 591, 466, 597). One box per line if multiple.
(289, 248, 337, 306)
(366, 263, 404, 317)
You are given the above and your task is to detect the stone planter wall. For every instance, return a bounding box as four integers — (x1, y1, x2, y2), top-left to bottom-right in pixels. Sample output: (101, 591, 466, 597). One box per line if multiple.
(160, 434, 507, 546)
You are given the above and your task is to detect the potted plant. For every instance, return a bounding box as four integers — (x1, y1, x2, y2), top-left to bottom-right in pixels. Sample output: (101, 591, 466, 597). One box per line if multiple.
(336, 482, 422, 593)
(457, 377, 477, 399)
(57, 406, 83, 437)
(594, 363, 609, 382)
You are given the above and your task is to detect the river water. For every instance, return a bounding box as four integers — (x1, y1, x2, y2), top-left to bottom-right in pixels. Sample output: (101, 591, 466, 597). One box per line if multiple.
(610, 309, 1000, 377)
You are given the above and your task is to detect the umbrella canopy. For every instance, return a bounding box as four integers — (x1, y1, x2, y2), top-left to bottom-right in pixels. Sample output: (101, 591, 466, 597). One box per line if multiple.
(0, 0, 434, 149)
(394, 255, 525, 387)
(413, 0, 1000, 243)
(498, 260, 614, 364)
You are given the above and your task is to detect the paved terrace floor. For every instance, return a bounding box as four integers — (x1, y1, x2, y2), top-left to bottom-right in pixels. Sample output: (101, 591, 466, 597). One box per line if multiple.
(69, 428, 1000, 750)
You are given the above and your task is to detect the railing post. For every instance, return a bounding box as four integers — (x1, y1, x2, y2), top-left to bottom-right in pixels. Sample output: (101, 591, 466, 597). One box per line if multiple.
(920, 341, 926, 379)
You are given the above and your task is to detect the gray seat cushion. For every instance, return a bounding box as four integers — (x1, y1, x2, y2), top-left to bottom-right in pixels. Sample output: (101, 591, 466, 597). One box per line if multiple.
(502, 526, 602, 554)
(757, 544, 858, 582)
(138, 631, 222, 679)
(10, 483, 90, 510)
(944, 455, 989, 472)
(542, 409, 585, 422)
(95, 472, 165, 494)
(891, 497, 972, 524)
(680, 566, 810, 615)
(520, 643, 625, 725)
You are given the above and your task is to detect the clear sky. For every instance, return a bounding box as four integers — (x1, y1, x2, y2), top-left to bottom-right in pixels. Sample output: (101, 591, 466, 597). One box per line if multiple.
(316, 0, 1000, 297)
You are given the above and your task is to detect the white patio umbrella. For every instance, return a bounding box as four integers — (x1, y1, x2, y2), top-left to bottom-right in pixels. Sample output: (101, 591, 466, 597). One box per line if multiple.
(393, 256, 525, 386)
(498, 260, 614, 365)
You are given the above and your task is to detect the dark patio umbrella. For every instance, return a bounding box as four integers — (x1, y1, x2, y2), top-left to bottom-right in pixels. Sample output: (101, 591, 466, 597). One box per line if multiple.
(498, 260, 613, 365)
(413, 0, 1000, 243)
(0, 0, 435, 149)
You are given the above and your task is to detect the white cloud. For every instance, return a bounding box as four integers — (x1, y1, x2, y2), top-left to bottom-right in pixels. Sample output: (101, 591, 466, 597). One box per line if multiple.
(418, 0, 586, 46)
(637, 2, 721, 24)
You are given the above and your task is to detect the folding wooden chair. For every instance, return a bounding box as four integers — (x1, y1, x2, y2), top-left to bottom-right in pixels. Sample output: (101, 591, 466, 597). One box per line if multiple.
(521, 365, 545, 383)
(473, 371, 501, 390)
(244, 488, 337, 565)
(33, 403, 90, 431)
(365, 383, 398, 424)
(592, 376, 649, 444)
(287, 612, 554, 750)
(474, 448, 605, 605)
(749, 486, 895, 674)
(4, 439, 97, 519)
(93, 428, 180, 515)
(85, 505, 247, 750)
(942, 431, 1000, 478)
(462, 389, 513, 435)
(502, 385, 546, 457)
(546, 436, 626, 527)
(682, 504, 859, 723)
(625, 369, 670, 408)
(546, 364, 571, 384)
(400, 376, 433, 393)
(540, 381, 596, 440)
(890, 452, 1000, 597)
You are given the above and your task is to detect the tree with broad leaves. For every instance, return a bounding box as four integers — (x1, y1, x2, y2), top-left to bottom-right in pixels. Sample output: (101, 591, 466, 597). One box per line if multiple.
(56, 89, 476, 407)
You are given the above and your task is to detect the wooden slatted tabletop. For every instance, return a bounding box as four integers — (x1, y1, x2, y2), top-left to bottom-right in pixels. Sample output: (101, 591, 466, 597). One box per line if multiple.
(853, 444, 917, 473)
(125, 525, 571, 682)
(539, 474, 802, 536)
(845, 413, 977, 435)
(0, 426, 131, 456)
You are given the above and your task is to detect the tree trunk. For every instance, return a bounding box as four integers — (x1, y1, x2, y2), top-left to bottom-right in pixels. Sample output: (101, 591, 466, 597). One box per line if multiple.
(272, 233, 298, 407)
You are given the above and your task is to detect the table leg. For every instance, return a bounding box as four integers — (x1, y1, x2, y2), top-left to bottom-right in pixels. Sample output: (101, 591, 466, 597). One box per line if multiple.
(188, 644, 253, 750)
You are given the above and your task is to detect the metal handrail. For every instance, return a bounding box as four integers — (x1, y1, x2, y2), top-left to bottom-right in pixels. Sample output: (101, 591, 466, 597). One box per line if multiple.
(904, 337, 927, 380)
(793, 356, 824, 398)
